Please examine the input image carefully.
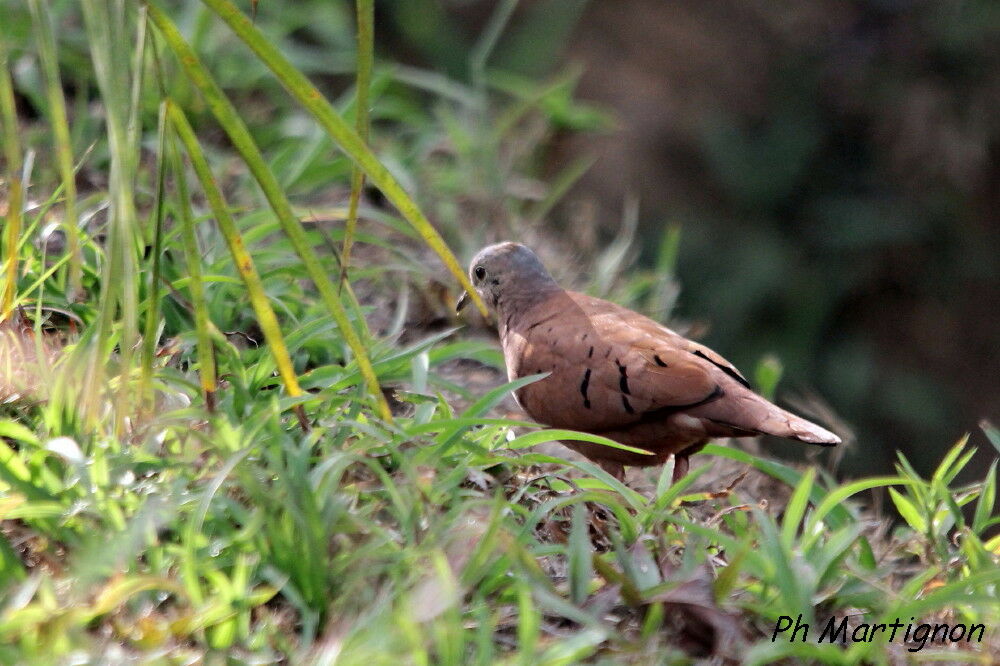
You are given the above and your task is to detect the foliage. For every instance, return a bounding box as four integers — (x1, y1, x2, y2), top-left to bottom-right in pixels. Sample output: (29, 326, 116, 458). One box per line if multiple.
(0, 1, 996, 663)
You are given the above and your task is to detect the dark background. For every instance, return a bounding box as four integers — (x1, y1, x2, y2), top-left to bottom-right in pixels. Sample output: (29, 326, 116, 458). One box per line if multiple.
(378, 0, 999, 476)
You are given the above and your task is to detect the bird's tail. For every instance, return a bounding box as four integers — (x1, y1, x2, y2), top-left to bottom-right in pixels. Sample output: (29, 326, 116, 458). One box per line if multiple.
(754, 402, 841, 446)
(694, 391, 841, 446)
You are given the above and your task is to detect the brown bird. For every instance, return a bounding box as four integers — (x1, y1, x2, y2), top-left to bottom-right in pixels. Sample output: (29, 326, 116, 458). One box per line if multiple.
(457, 242, 841, 482)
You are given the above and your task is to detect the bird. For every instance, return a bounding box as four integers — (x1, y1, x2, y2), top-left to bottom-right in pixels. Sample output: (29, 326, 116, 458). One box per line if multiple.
(457, 241, 841, 482)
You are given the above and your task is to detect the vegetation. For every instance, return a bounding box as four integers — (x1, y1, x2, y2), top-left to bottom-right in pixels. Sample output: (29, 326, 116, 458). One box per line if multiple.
(0, 1, 997, 663)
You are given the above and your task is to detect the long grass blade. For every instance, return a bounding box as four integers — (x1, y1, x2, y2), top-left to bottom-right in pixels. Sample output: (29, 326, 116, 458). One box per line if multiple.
(0, 37, 23, 322)
(138, 102, 169, 411)
(81, 0, 140, 344)
(166, 101, 307, 429)
(27, 0, 82, 300)
(780, 466, 815, 551)
(470, 0, 519, 91)
(196, 0, 490, 318)
(146, 3, 392, 421)
(340, 0, 374, 285)
(802, 476, 915, 552)
(168, 125, 217, 411)
(127, 5, 148, 191)
(80, 0, 142, 430)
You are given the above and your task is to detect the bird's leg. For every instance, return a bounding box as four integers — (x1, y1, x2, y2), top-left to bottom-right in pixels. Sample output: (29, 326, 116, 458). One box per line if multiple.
(671, 454, 690, 483)
(598, 460, 626, 482)
(670, 440, 706, 483)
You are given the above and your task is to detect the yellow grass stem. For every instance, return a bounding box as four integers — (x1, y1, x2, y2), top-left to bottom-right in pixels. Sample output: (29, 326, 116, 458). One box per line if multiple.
(196, 0, 489, 319)
(0, 41, 22, 323)
(147, 3, 392, 422)
(166, 101, 307, 429)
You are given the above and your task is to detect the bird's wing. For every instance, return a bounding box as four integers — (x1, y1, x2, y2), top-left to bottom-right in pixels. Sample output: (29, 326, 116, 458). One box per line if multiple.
(583, 307, 725, 415)
(682, 340, 751, 388)
(513, 292, 729, 430)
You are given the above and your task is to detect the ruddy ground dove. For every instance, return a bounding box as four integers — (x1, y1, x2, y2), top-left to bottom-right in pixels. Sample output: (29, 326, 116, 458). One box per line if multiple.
(458, 242, 841, 481)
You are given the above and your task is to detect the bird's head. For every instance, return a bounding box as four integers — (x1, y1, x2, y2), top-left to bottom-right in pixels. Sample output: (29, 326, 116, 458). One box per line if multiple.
(456, 242, 558, 317)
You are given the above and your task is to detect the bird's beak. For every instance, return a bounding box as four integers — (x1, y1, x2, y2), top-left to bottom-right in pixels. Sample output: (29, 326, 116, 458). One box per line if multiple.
(455, 290, 469, 313)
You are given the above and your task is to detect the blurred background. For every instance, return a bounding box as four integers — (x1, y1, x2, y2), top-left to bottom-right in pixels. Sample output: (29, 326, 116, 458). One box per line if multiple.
(4, 0, 997, 477)
(373, 0, 1000, 476)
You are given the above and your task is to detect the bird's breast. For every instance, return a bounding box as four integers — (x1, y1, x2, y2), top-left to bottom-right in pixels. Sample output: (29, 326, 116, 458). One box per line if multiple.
(503, 330, 635, 431)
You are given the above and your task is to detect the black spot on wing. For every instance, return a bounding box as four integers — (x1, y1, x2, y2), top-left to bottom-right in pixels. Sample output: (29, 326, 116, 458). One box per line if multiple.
(588, 346, 594, 358)
(654, 354, 668, 367)
(637, 385, 725, 424)
(692, 350, 750, 388)
(615, 359, 630, 394)
(622, 394, 635, 414)
(580, 369, 592, 409)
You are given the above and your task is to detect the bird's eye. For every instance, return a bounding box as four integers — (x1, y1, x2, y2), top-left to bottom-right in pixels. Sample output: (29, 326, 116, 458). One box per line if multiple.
(474, 266, 486, 281)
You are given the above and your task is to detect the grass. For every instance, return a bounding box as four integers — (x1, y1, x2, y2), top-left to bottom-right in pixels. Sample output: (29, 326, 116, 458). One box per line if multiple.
(0, 1, 998, 663)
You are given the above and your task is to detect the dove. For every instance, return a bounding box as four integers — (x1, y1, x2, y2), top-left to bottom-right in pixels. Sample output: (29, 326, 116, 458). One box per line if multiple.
(457, 242, 841, 482)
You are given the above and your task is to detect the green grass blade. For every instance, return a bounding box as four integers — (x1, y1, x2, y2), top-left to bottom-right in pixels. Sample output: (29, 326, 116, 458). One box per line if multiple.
(780, 466, 815, 551)
(802, 476, 915, 551)
(27, 0, 82, 299)
(0, 36, 23, 322)
(340, 0, 374, 283)
(567, 502, 592, 605)
(81, 0, 140, 344)
(932, 435, 969, 486)
(972, 460, 996, 534)
(139, 102, 170, 411)
(166, 101, 307, 427)
(196, 0, 490, 318)
(504, 429, 653, 457)
(753, 505, 813, 624)
(15, 252, 72, 304)
(146, 3, 391, 421)
(80, 0, 141, 429)
(888, 487, 927, 534)
(168, 127, 217, 410)
(937, 437, 975, 488)
(981, 420, 1000, 455)
(470, 0, 519, 91)
(516, 579, 539, 660)
(127, 5, 148, 191)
